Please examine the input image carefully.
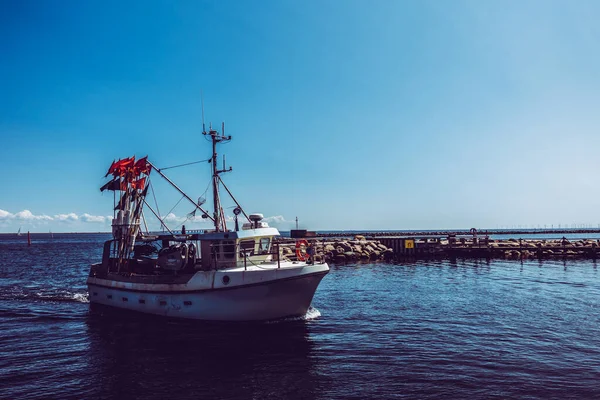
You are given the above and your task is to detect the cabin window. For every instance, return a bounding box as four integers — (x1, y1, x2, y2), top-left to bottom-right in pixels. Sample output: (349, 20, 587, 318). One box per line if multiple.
(222, 241, 236, 259)
(259, 238, 271, 254)
(239, 240, 255, 256)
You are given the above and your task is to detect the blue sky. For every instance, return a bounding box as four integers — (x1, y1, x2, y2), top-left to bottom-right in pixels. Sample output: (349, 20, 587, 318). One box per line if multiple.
(2, 0, 600, 232)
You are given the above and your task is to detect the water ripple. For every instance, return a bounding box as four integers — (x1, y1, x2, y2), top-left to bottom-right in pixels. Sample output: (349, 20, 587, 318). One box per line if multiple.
(2, 235, 600, 399)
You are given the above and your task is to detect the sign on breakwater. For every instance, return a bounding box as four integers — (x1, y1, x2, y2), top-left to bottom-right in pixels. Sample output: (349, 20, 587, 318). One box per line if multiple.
(372, 236, 600, 260)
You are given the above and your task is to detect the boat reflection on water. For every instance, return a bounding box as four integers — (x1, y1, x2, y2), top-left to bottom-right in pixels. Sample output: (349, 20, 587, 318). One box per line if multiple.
(85, 306, 320, 400)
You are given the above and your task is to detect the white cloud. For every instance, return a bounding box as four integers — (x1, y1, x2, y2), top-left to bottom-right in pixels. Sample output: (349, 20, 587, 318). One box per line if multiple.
(0, 209, 13, 219)
(14, 210, 53, 221)
(54, 213, 79, 222)
(80, 213, 106, 223)
(145, 212, 237, 229)
(0, 209, 290, 232)
(263, 215, 287, 224)
(163, 213, 185, 223)
(161, 212, 219, 224)
(0, 209, 111, 224)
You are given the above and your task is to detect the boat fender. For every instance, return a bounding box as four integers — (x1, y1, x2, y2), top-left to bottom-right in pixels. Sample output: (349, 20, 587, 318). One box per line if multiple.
(295, 239, 310, 261)
(188, 243, 196, 258)
(187, 243, 197, 266)
(180, 243, 188, 263)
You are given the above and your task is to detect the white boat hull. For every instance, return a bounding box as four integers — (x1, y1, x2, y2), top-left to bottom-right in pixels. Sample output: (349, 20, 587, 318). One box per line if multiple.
(87, 263, 328, 321)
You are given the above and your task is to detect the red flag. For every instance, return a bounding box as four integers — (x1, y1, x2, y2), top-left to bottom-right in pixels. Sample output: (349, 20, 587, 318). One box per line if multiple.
(112, 156, 135, 177)
(133, 156, 151, 176)
(132, 177, 146, 190)
(105, 160, 117, 177)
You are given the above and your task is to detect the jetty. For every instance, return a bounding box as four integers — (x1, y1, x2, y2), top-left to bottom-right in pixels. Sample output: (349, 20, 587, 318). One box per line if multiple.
(314, 228, 600, 238)
(279, 232, 600, 263)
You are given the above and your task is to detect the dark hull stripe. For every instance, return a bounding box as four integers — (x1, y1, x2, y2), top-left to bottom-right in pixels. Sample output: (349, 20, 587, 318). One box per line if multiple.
(89, 302, 308, 323)
(88, 270, 328, 294)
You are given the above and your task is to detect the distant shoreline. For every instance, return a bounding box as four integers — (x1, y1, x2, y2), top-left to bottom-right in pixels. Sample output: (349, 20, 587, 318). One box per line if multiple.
(2, 228, 600, 236)
(315, 229, 600, 238)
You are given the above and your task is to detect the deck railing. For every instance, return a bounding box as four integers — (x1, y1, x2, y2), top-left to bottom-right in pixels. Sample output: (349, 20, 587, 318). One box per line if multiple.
(100, 237, 324, 274)
(209, 240, 282, 271)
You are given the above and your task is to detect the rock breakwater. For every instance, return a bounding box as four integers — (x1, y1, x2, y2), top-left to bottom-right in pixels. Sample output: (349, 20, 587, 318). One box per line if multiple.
(278, 236, 600, 263)
(278, 235, 393, 263)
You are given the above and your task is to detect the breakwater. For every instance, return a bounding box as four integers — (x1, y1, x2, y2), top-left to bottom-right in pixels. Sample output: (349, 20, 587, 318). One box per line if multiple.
(314, 228, 600, 238)
(279, 235, 600, 262)
(279, 235, 394, 263)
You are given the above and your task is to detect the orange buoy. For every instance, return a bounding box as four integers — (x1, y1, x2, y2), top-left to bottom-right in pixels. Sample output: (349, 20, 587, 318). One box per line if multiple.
(295, 239, 309, 261)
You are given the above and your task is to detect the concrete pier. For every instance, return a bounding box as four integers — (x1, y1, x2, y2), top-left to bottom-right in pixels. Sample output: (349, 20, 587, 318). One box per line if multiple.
(375, 236, 600, 260)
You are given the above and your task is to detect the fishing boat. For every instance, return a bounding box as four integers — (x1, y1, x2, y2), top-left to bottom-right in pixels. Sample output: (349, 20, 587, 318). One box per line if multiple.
(87, 124, 329, 321)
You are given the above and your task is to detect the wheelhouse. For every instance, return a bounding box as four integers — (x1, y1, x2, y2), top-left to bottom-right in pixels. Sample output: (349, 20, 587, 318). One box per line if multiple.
(197, 227, 279, 270)
(92, 227, 283, 278)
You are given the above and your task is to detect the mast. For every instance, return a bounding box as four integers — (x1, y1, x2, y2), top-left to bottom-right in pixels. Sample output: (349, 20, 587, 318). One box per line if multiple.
(211, 129, 219, 230)
(204, 123, 231, 232)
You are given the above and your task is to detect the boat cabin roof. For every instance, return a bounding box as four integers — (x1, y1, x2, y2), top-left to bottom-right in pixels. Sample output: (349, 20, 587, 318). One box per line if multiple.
(139, 227, 280, 243)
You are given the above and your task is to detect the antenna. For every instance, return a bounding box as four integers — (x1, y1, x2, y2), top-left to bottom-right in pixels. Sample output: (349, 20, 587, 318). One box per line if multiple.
(201, 91, 206, 133)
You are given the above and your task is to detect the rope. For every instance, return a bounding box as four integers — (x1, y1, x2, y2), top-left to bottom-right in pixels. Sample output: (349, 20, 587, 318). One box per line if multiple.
(200, 179, 211, 200)
(159, 159, 210, 171)
(244, 256, 283, 269)
(163, 195, 189, 232)
(149, 181, 164, 230)
(166, 195, 185, 217)
(238, 242, 286, 269)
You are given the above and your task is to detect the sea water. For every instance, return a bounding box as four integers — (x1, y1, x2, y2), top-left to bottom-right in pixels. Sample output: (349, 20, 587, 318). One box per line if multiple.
(1, 234, 600, 399)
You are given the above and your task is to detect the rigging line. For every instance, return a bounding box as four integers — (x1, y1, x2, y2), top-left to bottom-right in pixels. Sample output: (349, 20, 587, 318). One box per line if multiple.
(201, 177, 212, 199)
(159, 159, 211, 171)
(147, 161, 215, 223)
(140, 210, 149, 233)
(165, 195, 185, 218)
(217, 175, 251, 223)
(149, 181, 165, 230)
(177, 213, 194, 230)
(188, 178, 212, 218)
(189, 179, 212, 218)
(142, 198, 175, 236)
